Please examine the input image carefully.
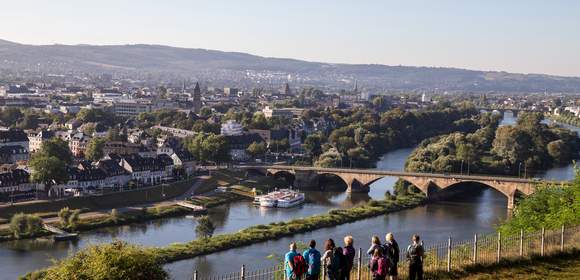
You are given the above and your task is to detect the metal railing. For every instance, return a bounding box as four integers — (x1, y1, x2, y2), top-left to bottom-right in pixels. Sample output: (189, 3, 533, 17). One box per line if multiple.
(191, 225, 580, 280)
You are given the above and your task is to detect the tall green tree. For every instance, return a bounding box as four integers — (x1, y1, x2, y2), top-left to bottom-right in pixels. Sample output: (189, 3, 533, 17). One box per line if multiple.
(195, 216, 215, 239)
(246, 141, 266, 158)
(86, 137, 106, 161)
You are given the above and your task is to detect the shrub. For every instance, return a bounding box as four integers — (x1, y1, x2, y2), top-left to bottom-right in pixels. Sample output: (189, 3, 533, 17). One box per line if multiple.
(10, 213, 42, 238)
(42, 241, 168, 280)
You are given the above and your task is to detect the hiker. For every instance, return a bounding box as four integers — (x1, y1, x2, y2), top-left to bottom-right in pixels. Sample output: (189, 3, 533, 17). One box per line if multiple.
(286, 242, 307, 280)
(406, 235, 424, 280)
(303, 240, 322, 280)
(369, 248, 388, 280)
(322, 239, 340, 280)
(383, 233, 400, 280)
(342, 235, 356, 280)
(367, 235, 382, 255)
(335, 246, 348, 280)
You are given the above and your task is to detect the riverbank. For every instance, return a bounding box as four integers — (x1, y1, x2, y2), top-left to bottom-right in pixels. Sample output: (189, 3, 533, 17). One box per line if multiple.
(154, 193, 425, 263)
(547, 113, 580, 128)
(435, 250, 580, 280)
(22, 193, 426, 279)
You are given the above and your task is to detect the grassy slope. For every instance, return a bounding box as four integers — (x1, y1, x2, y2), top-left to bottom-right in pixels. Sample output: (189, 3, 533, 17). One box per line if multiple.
(435, 251, 580, 280)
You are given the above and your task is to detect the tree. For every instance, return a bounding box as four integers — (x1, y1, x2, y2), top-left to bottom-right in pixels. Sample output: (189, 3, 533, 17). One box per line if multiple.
(186, 133, 229, 163)
(9, 213, 42, 238)
(456, 143, 477, 163)
(58, 207, 72, 227)
(491, 126, 533, 164)
(29, 155, 69, 187)
(547, 140, 570, 164)
(42, 241, 168, 280)
(195, 215, 215, 239)
(303, 134, 323, 158)
(0, 107, 23, 125)
(246, 141, 266, 158)
(86, 137, 106, 161)
(314, 148, 342, 167)
(107, 127, 127, 142)
(36, 138, 73, 165)
(250, 112, 269, 129)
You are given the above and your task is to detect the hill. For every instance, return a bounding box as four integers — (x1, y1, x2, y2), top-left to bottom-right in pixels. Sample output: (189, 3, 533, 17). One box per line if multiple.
(1, 39, 579, 92)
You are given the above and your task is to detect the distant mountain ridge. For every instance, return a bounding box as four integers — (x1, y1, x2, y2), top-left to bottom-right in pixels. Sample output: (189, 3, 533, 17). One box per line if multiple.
(1, 39, 579, 92)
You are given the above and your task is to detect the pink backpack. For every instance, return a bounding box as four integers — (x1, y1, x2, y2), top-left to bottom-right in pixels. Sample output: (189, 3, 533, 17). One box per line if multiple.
(376, 256, 388, 277)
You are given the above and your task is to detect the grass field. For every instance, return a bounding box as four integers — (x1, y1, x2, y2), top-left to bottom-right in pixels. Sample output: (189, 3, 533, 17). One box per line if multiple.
(433, 251, 580, 280)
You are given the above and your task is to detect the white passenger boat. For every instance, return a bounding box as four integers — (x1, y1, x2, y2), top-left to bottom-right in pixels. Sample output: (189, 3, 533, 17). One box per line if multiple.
(256, 189, 305, 208)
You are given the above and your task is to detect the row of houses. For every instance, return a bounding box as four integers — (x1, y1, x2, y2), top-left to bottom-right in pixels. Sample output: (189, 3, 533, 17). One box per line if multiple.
(1, 148, 196, 199)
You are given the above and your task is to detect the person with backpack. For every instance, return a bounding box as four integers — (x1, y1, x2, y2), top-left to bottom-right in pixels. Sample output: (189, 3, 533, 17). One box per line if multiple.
(406, 234, 424, 280)
(369, 248, 389, 280)
(335, 247, 348, 280)
(302, 240, 322, 280)
(286, 242, 307, 280)
(342, 235, 356, 280)
(383, 233, 400, 280)
(322, 239, 340, 280)
(367, 235, 382, 256)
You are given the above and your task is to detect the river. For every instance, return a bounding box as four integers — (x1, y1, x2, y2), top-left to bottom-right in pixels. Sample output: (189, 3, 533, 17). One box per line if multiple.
(0, 113, 577, 279)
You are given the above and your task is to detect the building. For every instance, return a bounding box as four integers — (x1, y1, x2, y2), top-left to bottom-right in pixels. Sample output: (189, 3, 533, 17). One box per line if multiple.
(113, 100, 153, 116)
(0, 169, 41, 202)
(262, 106, 303, 119)
(192, 82, 202, 114)
(0, 145, 29, 163)
(102, 141, 141, 156)
(119, 154, 170, 185)
(97, 159, 131, 189)
(28, 130, 55, 153)
(221, 120, 244, 136)
(170, 149, 196, 175)
(152, 125, 197, 138)
(224, 87, 239, 97)
(0, 129, 29, 151)
(249, 128, 302, 152)
(69, 133, 91, 157)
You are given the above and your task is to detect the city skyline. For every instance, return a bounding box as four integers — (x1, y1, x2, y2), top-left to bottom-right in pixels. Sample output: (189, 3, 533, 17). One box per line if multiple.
(1, 0, 579, 77)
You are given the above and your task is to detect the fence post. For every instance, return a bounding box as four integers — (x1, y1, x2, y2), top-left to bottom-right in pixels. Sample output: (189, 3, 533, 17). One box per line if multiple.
(192, 270, 198, 280)
(519, 229, 524, 257)
(357, 248, 362, 280)
(446, 236, 452, 272)
(560, 225, 565, 252)
(240, 264, 245, 280)
(496, 232, 501, 263)
(541, 227, 545, 257)
(472, 234, 478, 264)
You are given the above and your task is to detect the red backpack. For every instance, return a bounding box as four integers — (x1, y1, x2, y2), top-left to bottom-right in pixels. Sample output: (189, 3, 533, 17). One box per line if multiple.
(376, 256, 388, 277)
(292, 254, 308, 277)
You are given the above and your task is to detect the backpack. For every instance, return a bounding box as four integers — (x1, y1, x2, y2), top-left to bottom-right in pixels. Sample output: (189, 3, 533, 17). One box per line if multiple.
(292, 254, 308, 277)
(407, 244, 423, 265)
(327, 250, 341, 274)
(376, 257, 388, 277)
(383, 241, 399, 263)
(307, 249, 321, 275)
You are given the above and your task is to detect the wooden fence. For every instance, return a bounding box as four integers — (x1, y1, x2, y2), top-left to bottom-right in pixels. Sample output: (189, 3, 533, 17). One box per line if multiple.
(192, 225, 580, 280)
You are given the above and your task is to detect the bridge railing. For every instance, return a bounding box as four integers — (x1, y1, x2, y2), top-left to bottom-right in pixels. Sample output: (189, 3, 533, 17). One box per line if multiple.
(191, 225, 580, 280)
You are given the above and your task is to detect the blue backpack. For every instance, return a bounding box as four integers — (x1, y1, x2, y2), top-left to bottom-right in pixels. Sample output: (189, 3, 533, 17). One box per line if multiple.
(305, 249, 321, 275)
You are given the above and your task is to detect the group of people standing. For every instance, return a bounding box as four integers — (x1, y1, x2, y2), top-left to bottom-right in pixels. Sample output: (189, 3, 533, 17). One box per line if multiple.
(284, 233, 425, 280)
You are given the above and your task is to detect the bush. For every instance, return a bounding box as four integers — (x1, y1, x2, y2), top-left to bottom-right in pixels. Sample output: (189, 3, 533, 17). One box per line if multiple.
(42, 241, 168, 280)
(10, 213, 42, 238)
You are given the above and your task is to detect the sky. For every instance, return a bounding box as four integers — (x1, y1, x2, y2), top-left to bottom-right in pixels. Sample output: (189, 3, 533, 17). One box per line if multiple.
(1, 0, 579, 77)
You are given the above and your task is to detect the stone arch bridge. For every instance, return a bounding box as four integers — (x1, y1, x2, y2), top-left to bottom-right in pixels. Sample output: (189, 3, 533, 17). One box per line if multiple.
(239, 165, 562, 209)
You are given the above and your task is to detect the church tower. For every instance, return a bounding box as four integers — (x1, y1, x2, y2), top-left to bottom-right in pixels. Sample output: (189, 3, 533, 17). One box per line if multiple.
(193, 82, 202, 114)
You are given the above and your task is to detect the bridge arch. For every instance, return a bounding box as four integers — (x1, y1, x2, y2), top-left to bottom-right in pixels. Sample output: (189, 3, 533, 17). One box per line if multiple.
(314, 172, 349, 191)
(271, 170, 296, 186)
